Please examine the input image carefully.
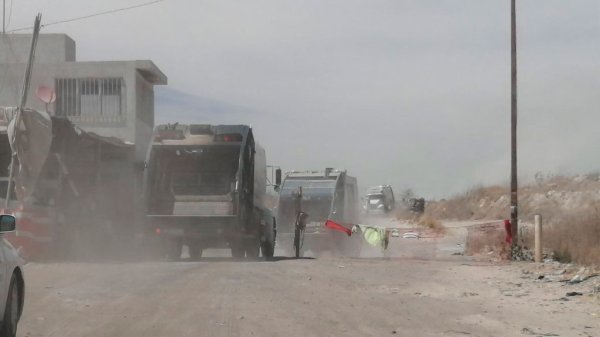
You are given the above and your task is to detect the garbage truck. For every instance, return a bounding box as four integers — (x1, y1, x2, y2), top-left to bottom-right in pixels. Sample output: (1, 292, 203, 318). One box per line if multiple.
(275, 168, 361, 256)
(142, 124, 278, 259)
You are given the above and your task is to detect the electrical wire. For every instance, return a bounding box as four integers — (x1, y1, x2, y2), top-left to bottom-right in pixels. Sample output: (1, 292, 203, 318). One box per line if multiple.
(7, 0, 165, 33)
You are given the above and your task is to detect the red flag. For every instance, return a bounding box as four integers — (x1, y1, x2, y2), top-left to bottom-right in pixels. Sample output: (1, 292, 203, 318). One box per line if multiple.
(504, 219, 513, 245)
(325, 219, 352, 236)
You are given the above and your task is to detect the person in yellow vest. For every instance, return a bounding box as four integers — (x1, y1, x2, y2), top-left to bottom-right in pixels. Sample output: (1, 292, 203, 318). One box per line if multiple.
(352, 225, 390, 250)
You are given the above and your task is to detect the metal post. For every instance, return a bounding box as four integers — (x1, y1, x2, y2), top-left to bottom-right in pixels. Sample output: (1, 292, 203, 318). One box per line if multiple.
(510, 0, 519, 251)
(534, 214, 542, 262)
(5, 14, 42, 208)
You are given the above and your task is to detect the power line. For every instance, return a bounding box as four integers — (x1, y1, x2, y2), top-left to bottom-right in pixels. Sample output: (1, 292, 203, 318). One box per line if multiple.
(7, 0, 165, 33)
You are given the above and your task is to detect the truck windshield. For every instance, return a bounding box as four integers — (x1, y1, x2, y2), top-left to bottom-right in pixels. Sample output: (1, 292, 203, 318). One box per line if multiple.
(281, 179, 336, 197)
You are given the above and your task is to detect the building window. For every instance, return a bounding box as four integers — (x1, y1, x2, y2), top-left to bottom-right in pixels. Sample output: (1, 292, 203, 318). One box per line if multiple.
(55, 78, 125, 124)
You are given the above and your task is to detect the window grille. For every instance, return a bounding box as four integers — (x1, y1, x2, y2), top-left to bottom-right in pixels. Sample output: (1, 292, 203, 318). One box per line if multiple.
(55, 78, 125, 124)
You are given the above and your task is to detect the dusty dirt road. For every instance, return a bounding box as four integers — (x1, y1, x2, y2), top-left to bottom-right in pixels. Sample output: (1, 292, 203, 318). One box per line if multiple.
(17, 223, 600, 337)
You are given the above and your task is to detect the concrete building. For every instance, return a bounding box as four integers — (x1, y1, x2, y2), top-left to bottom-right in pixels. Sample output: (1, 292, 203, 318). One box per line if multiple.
(0, 33, 167, 162)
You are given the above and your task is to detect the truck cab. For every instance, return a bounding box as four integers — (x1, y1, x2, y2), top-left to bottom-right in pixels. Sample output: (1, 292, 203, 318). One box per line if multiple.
(364, 185, 396, 214)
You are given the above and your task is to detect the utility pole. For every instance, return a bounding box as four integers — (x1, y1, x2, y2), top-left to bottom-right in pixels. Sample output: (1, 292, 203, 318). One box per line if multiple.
(5, 14, 42, 208)
(510, 0, 519, 251)
(3, 0, 6, 34)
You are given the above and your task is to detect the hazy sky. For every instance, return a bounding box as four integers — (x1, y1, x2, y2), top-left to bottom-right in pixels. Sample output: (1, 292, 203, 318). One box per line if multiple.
(6, 0, 600, 197)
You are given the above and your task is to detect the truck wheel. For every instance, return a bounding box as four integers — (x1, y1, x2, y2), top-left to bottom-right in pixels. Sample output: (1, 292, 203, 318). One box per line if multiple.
(261, 241, 274, 258)
(231, 240, 245, 259)
(245, 239, 260, 259)
(165, 239, 182, 261)
(188, 244, 203, 260)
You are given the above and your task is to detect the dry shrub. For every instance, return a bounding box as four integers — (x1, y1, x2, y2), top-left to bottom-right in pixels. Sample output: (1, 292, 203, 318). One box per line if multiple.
(417, 215, 446, 234)
(424, 184, 509, 221)
(423, 173, 600, 265)
(465, 222, 510, 259)
(540, 205, 600, 265)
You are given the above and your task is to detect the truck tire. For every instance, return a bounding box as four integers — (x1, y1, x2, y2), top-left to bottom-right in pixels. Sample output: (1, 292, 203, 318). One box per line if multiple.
(245, 239, 260, 259)
(261, 241, 274, 258)
(231, 240, 245, 259)
(165, 239, 182, 261)
(0, 274, 20, 337)
(260, 216, 276, 258)
(188, 244, 203, 260)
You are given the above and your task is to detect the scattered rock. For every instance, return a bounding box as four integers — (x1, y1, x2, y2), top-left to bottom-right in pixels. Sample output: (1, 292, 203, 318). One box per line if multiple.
(521, 328, 535, 335)
(502, 289, 529, 298)
(461, 292, 479, 297)
(568, 268, 598, 284)
(566, 292, 583, 297)
(537, 275, 545, 280)
(512, 247, 534, 262)
(521, 327, 559, 336)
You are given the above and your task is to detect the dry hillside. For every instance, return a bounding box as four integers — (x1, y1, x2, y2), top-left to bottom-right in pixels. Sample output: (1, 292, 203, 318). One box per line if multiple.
(423, 173, 600, 264)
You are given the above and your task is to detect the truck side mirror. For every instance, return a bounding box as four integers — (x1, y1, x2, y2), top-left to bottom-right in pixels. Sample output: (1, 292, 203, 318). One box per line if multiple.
(275, 168, 282, 189)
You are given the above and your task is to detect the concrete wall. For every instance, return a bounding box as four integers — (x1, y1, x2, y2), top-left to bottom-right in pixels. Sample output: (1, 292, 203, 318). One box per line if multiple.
(0, 62, 137, 143)
(0, 34, 76, 63)
(135, 71, 155, 162)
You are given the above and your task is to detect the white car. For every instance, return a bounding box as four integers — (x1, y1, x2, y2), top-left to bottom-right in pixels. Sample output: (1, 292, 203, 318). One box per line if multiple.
(0, 215, 24, 337)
